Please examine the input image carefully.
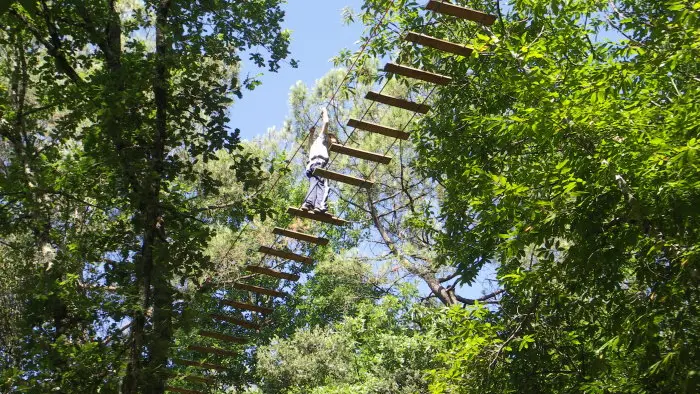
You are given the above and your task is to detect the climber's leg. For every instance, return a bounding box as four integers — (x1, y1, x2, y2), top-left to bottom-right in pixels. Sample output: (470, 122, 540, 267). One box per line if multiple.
(302, 171, 319, 211)
(316, 176, 330, 213)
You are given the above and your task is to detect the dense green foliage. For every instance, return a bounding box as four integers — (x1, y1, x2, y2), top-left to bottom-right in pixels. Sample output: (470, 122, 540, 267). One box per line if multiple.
(0, 0, 292, 392)
(1, 0, 698, 393)
(253, 262, 440, 394)
(355, 0, 699, 392)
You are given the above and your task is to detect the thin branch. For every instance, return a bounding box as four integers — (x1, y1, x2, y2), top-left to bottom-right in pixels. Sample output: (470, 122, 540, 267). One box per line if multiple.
(9, 8, 84, 84)
(437, 272, 460, 283)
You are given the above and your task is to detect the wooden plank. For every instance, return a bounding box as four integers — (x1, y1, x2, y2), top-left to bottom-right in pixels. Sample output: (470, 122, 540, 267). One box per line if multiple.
(312, 168, 374, 188)
(188, 345, 238, 358)
(198, 330, 247, 344)
(287, 207, 349, 226)
(221, 299, 273, 315)
(210, 313, 260, 330)
(365, 91, 431, 114)
(166, 386, 204, 394)
(425, 0, 497, 26)
(245, 265, 300, 282)
(383, 62, 452, 85)
(347, 118, 410, 140)
(258, 246, 313, 265)
(273, 227, 329, 246)
(173, 358, 227, 372)
(330, 143, 393, 164)
(233, 282, 287, 298)
(405, 31, 474, 57)
(183, 375, 215, 385)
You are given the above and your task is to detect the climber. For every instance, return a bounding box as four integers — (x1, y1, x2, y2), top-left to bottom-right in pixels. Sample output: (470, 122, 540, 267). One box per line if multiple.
(301, 107, 337, 214)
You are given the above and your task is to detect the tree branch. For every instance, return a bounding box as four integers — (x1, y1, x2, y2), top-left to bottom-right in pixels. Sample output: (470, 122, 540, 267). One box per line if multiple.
(437, 272, 460, 283)
(366, 188, 458, 306)
(9, 8, 84, 84)
(454, 289, 506, 305)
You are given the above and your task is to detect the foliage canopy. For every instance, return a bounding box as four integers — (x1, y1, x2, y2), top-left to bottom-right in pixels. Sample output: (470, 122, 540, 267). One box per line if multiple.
(1, 0, 698, 393)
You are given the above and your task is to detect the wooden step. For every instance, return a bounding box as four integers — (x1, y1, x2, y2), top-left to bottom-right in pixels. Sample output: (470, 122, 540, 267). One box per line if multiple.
(166, 386, 204, 394)
(273, 227, 329, 245)
(259, 246, 313, 265)
(233, 282, 287, 298)
(405, 31, 474, 57)
(198, 330, 247, 344)
(383, 62, 452, 85)
(287, 207, 349, 226)
(365, 91, 431, 114)
(173, 358, 227, 372)
(425, 0, 497, 25)
(330, 142, 393, 164)
(210, 313, 260, 330)
(183, 375, 215, 385)
(312, 168, 374, 188)
(245, 265, 300, 282)
(347, 118, 409, 140)
(188, 345, 238, 358)
(221, 299, 273, 315)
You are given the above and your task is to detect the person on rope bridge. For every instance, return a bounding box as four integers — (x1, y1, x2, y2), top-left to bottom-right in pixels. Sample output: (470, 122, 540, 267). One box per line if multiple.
(301, 107, 337, 215)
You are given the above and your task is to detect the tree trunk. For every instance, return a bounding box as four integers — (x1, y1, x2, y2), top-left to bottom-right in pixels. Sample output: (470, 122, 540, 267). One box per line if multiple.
(366, 189, 458, 306)
(143, 2, 173, 393)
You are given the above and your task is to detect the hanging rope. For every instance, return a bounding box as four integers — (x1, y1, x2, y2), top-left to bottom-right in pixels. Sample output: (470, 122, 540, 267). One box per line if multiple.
(216, 0, 398, 284)
(301, 2, 447, 252)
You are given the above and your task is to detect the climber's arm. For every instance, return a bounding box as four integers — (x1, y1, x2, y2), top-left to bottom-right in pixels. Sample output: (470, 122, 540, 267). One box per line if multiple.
(320, 107, 329, 135)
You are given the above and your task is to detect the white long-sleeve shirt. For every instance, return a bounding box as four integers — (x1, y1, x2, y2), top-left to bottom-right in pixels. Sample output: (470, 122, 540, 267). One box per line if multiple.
(306, 131, 329, 175)
(308, 132, 328, 161)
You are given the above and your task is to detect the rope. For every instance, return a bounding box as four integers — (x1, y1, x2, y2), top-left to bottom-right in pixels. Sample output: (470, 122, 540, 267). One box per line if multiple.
(273, 1, 446, 285)
(288, 0, 448, 284)
(178, 0, 483, 377)
(316, 85, 438, 252)
(224, 0, 455, 307)
(216, 0, 398, 291)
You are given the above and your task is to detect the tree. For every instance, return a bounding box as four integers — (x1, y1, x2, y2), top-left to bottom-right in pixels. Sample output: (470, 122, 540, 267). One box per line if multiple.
(356, 0, 700, 392)
(1, 1, 293, 392)
(253, 259, 443, 394)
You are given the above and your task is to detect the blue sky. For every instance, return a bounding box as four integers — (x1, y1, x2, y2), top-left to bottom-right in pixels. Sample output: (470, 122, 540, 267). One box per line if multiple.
(230, 0, 365, 141)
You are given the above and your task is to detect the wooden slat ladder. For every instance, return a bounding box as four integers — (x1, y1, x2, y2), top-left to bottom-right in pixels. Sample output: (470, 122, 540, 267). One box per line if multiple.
(365, 91, 430, 114)
(166, 386, 204, 394)
(330, 142, 393, 164)
(258, 246, 313, 265)
(198, 330, 247, 344)
(425, 0, 497, 26)
(405, 32, 474, 57)
(210, 313, 260, 330)
(246, 265, 300, 282)
(383, 62, 452, 85)
(173, 358, 227, 372)
(287, 207, 349, 226)
(233, 282, 286, 298)
(273, 227, 329, 246)
(221, 299, 273, 315)
(312, 168, 374, 188)
(188, 345, 238, 358)
(347, 118, 409, 140)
